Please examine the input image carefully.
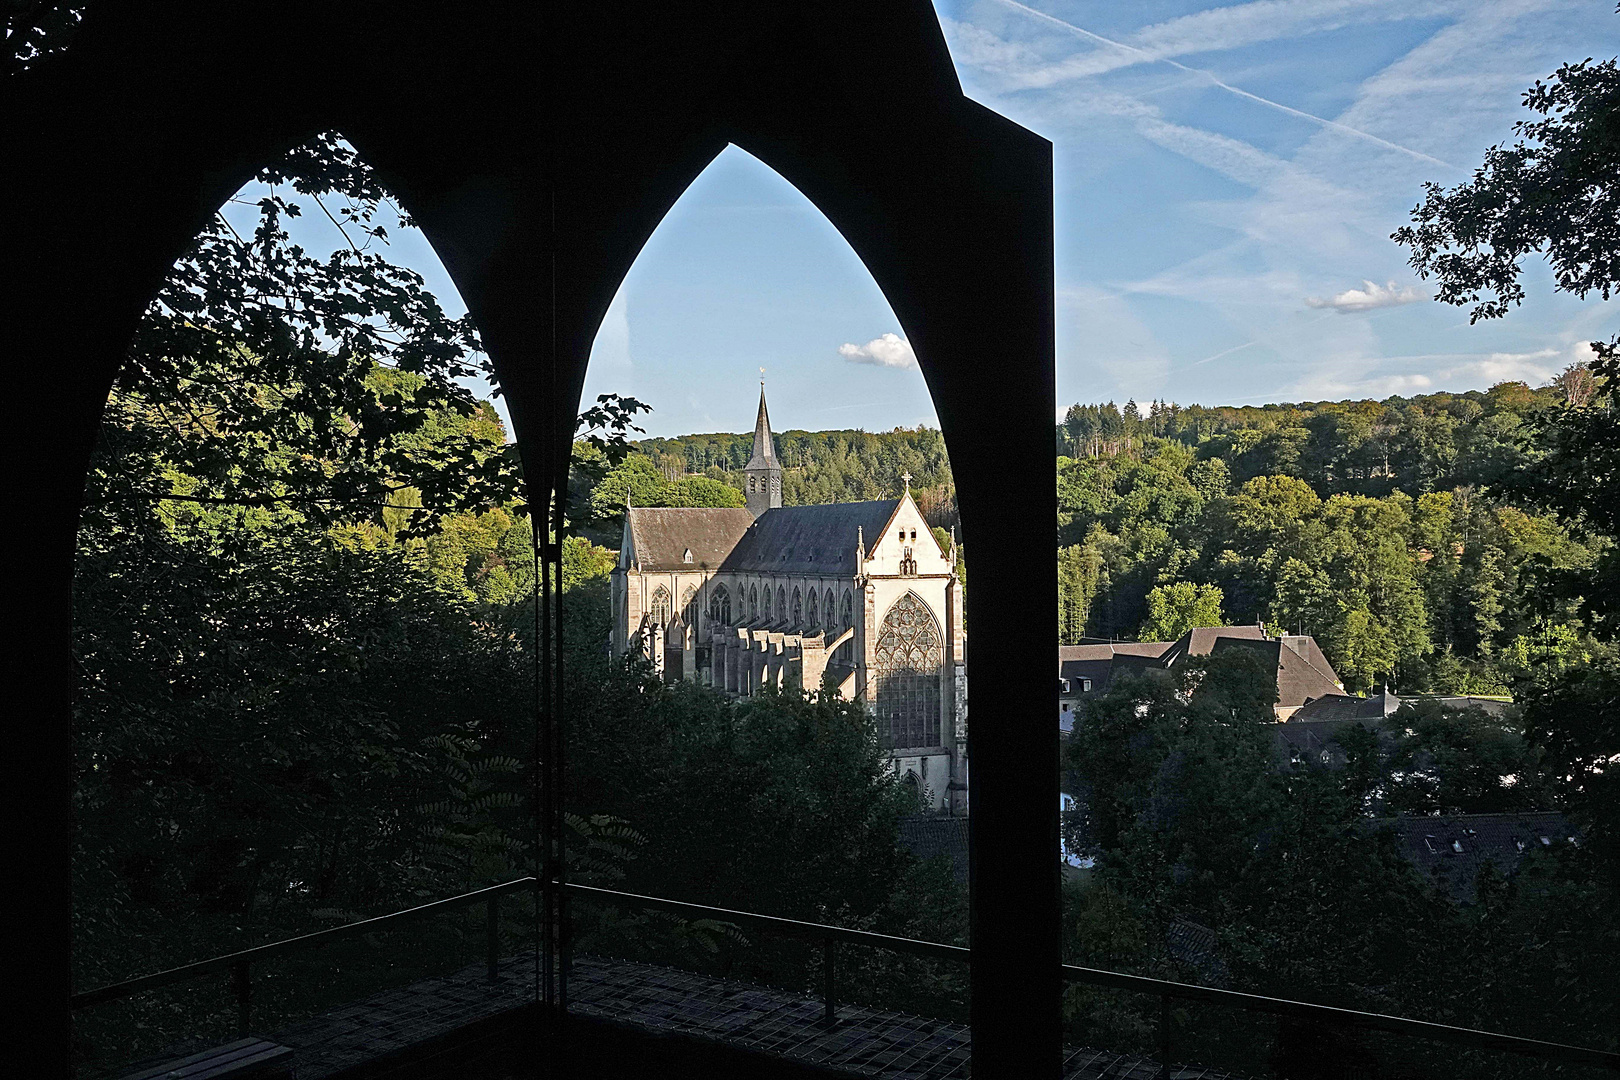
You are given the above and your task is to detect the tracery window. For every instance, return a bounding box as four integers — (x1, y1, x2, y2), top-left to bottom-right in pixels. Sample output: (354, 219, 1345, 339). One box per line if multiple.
(791, 587, 802, 625)
(708, 583, 731, 625)
(806, 590, 819, 627)
(777, 586, 787, 621)
(749, 584, 759, 619)
(874, 592, 942, 749)
(650, 585, 672, 626)
(825, 589, 836, 630)
(680, 585, 698, 626)
(763, 587, 773, 621)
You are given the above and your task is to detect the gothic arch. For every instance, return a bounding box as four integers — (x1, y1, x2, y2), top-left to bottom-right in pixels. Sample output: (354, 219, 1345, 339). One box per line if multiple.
(649, 585, 672, 626)
(708, 583, 731, 626)
(13, 5, 1059, 1067)
(749, 584, 759, 620)
(680, 585, 698, 626)
(806, 590, 819, 628)
(791, 587, 802, 626)
(825, 588, 836, 630)
(874, 591, 943, 750)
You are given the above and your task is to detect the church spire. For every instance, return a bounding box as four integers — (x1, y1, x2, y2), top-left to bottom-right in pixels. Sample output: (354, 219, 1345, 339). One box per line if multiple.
(744, 381, 782, 518)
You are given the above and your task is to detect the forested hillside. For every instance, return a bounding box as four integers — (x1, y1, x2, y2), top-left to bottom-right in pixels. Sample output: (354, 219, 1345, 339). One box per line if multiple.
(631, 426, 958, 522)
(1056, 387, 1599, 694)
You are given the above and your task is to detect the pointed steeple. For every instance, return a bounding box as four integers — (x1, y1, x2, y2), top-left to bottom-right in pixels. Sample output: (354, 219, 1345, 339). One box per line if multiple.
(744, 382, 782, 518)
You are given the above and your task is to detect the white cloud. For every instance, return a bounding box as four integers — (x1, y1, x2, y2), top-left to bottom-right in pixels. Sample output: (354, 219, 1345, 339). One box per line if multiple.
(1305, 280, 1423, 312)
(838, 333, 917, 369)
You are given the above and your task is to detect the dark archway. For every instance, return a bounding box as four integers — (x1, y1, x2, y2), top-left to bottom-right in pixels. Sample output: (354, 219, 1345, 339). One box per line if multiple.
(6, 4, 1056, 1074)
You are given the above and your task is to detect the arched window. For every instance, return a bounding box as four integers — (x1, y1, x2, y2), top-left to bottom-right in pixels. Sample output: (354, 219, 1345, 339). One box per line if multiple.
(777, 586, 787, 621)
(874, 592, 942, 749)
(649, 585, 672, 626)
(791, 587, 802, 625)
(680, 585, 698, 626)
(749, 584, 759, 619)
(806, 590, 819, 627)
(708, 583, 731, 625)
(842, 590, 854, 627)
(825, 589, 836, 630)
(762, 587, 773, 621)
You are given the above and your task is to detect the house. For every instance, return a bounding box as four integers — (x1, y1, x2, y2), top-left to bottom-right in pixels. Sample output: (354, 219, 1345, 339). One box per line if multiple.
(1058, 624, 1346, 729)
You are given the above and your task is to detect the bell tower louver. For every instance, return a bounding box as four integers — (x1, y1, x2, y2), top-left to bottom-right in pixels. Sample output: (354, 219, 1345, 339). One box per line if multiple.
(744, 384, 782, 518)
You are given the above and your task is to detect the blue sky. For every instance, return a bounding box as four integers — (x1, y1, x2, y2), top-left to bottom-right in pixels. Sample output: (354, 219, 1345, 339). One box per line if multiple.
(241, 1, 1616, 440)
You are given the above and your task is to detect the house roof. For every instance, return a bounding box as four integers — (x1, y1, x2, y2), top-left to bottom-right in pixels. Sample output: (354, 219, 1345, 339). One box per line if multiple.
(625, 507, 756, 571)
(1291, 691, 1398, 722)
(1384, 811, 1576, 903)
(722, 500, 900, 576)
(898, 815, 969, 882)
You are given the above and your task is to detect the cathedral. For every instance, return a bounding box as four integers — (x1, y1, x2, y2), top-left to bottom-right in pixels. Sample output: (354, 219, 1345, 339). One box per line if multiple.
(610, 389, 969, 813)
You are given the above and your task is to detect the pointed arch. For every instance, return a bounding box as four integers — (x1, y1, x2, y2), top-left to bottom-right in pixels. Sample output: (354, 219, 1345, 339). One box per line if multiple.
(680, 585, 698, 626)
(806, 589, 819, 628)
(749, 584, 759, 620)
(649, 585, 672, 626)
(874, 591, 943, 749)
(708, 583, 731, 626)
(825, 588, 836, 631)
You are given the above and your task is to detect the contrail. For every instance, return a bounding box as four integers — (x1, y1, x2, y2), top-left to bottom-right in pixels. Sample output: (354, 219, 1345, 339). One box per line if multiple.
(990, 0, 1454, 170)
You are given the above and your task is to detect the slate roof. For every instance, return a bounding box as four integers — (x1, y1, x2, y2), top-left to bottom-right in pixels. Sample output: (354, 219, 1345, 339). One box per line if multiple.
(1058, 643, 1171, 699)
(625, 506, 757, 571)
(1059, 628, 1344, 711)
(1291, 690, 1399, 722)
(1204, 637, 1345, 707)
(898, 814, 970, 882)
(722, 500, 900, 576)
(1384, 812, 1577, 903)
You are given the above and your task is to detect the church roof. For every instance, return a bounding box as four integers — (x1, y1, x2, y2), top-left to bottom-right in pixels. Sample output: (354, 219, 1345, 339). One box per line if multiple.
(625, 506, 756, 571)
(723, 500, 900, 576)
(623, 499, 902, 577)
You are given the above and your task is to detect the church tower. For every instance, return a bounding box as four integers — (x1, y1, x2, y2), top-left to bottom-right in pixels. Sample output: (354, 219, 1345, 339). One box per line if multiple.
(744, 385, 782, 518)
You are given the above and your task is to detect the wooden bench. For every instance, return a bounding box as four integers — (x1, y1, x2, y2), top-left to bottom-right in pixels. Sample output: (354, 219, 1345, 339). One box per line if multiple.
(118, 1038, 294, 1080)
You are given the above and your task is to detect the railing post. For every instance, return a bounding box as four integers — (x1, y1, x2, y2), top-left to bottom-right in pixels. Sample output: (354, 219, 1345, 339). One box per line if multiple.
(232, 959, 251, 1038)
(1158, 992, 1171, 1080)
(822, 939, 836, 1029)
(487, 892, 500, 983)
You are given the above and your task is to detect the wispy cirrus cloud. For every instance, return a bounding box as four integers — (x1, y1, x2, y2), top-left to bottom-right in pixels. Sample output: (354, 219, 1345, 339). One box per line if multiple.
(1305, 280, 1423, 312)
(838, 333, 917, 369)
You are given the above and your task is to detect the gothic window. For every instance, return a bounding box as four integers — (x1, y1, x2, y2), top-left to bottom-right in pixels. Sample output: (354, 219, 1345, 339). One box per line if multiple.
(825, 589, 836, 630)
(791, 587, 802, 625)
(778, 586, 787, 621)
(899, 543, 917, 576)
(680, 585, 698, 626)
(806, 590, 819, 627)
(874, 592, 942, 749)
(749, 585, 759, 619)
(842, 590, 854, 626)
(650, 585, 672, 626)
(762, 587, 773, 621)
(709, 583, 731, 625)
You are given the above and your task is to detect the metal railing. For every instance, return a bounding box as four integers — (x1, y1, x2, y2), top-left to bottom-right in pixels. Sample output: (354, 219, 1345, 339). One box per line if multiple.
(73, 876, 1620, 1073)
(70, 877, 535, 1037)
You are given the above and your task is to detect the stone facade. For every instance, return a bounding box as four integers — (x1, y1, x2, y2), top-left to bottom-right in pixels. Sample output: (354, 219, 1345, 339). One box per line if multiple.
(610, 389, 968, 813)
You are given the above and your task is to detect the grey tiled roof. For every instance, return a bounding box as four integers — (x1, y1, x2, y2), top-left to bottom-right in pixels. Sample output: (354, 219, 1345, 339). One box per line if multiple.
(898, 815, 970, 882)
(723, 501, 902, 577)
(626, 507, 756, 571)
(1384, 811, 1576, 902)
(624, 500, 905, 577)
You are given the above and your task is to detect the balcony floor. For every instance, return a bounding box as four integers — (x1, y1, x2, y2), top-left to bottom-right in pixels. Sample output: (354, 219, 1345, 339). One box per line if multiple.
(241, 950, 1253, 1080)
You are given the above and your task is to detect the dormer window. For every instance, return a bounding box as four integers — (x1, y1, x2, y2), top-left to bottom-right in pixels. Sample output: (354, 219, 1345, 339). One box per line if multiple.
(682, 549, 693, 564)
